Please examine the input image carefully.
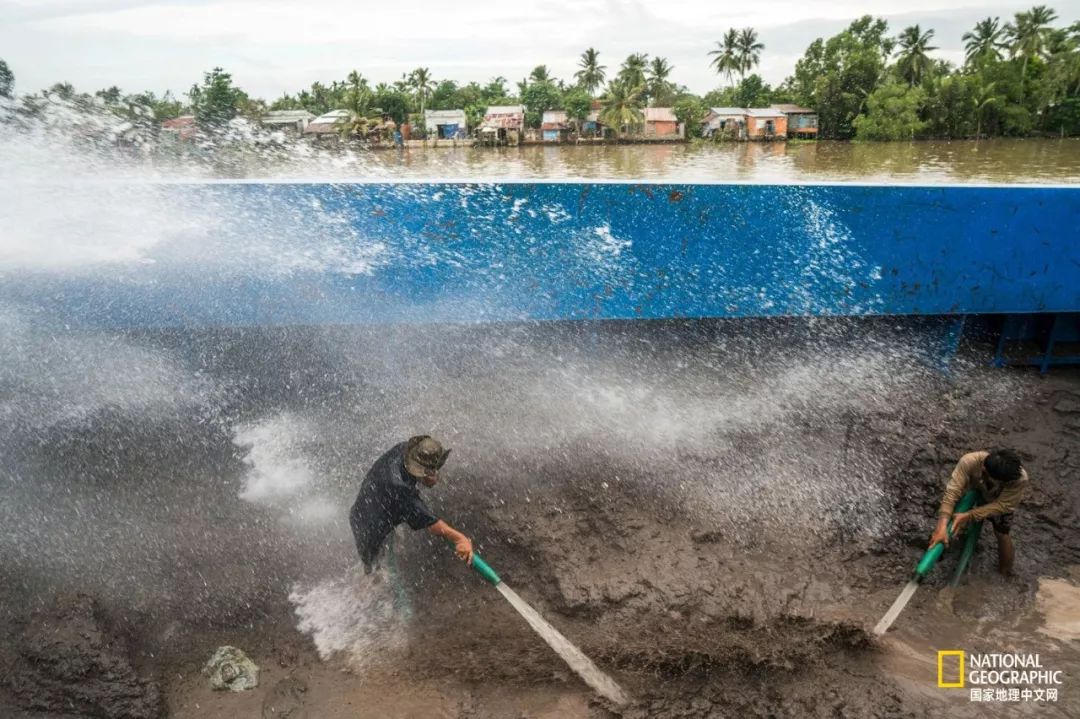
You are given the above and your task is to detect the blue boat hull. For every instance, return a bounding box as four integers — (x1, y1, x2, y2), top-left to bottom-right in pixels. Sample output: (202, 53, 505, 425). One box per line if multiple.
(4, 182, 1079, 328)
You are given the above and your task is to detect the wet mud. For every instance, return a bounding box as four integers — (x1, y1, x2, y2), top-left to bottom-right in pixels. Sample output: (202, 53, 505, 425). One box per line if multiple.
(1, 319, 1078, 717)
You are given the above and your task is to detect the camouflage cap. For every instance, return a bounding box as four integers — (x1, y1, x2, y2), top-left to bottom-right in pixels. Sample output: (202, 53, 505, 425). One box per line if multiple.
(404, 435, 451, 477)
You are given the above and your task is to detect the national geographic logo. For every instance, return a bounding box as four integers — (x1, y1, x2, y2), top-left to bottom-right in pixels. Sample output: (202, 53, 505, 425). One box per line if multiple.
(938, 650, 965, 688)
(937, 651, 1064, 704)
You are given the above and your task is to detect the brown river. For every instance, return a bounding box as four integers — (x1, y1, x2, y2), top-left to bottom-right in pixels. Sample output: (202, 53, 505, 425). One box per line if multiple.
(337, 138, 1080, 183)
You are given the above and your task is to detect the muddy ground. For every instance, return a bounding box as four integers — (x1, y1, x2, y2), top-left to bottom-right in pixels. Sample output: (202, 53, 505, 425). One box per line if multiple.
(0, 319, 1078, 718)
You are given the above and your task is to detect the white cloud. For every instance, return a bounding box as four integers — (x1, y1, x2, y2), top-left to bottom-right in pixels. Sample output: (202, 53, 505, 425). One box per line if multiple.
(1, 0, 1078, 98)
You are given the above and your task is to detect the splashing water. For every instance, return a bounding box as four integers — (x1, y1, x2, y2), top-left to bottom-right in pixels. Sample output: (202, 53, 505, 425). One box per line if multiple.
(494, 582, 628, 705)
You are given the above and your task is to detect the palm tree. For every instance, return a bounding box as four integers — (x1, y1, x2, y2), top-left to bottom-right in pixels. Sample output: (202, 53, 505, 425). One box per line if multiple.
(647, 57, 673, 105)
(895, 25, 938, 86)
(970, 78, 1005, 138)
(963, 17, 1006, 66)
(575, 48, 606, 95)
(599, 79, 645, 137)
(736, 28, 764, 80)
(708, 29, 741, 89)
(529, 65, 551, 84)
(409, 67, 435, 116)
(345, 70, 370, 115)
(618, 53, 649, 90)
(1005, 6, 1059, 95)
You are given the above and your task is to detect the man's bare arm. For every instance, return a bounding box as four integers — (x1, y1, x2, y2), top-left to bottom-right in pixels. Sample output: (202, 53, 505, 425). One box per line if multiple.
(428, 519, 474, 565)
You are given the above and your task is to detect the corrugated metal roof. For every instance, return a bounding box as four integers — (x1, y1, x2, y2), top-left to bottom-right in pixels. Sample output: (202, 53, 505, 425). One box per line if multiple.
(263, 110, 315, 122)
(644, 107, 677, 122)
(485, 105, 525, 115)
(425, 109, 467, 120)
(708, 107, 746, 116)
(770, 104, 815, 114)
(745, 107, 786, 118)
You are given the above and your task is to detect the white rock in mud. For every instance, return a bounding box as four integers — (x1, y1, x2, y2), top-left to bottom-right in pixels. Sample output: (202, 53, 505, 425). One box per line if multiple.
(203, 646, 260, 692)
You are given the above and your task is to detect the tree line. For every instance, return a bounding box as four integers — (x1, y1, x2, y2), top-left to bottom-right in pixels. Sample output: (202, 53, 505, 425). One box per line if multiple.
(2, 6, 1078, 141)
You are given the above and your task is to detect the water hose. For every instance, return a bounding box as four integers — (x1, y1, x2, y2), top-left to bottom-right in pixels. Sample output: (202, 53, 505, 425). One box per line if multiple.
(470, 553, 501, 585)
(912, 489, 979, 581)
(951, 517, 983, 586)
(874, 488, 983, 635)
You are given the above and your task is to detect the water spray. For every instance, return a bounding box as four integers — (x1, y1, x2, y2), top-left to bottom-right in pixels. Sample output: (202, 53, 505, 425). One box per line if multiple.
(468, 553, 629, 705)
(873, 490, 980, 635)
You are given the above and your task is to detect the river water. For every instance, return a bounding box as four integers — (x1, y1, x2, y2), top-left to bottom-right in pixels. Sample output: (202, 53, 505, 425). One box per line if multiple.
(341, 139, 1080, 183)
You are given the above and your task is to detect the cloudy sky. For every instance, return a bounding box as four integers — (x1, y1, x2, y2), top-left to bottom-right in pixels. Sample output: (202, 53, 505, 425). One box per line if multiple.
(2, 0, 1079, 100)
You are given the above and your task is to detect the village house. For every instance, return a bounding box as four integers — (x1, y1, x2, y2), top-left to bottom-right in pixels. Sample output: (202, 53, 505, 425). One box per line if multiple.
(582, 111, 605, 137)
(477, 104, 525, 145)
(424, 109, 468, 139)
(744, 108, 787, 140)
(701, 107, 747, 139)
(643, 107, 683, 138)
(161, 115, 196, 141)
(770, 104, 818, 138)
(260, 110, 315, 135)
(303, 109, 351, 142)
(541, 110, 570, 143)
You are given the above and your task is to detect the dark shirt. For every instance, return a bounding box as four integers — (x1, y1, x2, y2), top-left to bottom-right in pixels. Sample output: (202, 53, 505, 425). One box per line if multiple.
(349, 442, 439, 569)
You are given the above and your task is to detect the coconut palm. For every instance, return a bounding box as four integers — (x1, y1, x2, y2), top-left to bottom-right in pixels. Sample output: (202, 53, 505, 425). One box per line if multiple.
(618, 53, 649, 90)
(409, 67, 435, 116)
(963, 17, 1007, 66)
(599, 79, 645, 137)
(896, 25, 938, 86)
(1005, 6, 1059, 95)
(708, 29, 741, 88)
(345, 70, 371, 115)
(575, 48, 606, 95)
(529, 65, 551, 84)
(970, 78, 1005, 138)
(736, 28, 764, 79)
(647, 57, 674, 105)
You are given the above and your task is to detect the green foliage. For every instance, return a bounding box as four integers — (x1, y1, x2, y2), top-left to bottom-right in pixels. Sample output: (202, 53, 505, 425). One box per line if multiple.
(790, 16, 895, 138)
(599, 79, 645, 135)
(521, 77, 561, 127)
(617, 53, 649, 90)
(647, 57, 676, 105)
(575, 48, 606, 94)
(673, 95, 707, 137)
(562, 89, 592, 124)
(895, 25, 938, 85)
(708, 29, 741, 88)
(0, 58, 12, 98)
(853, 82, 926, 139)
(189, 67, 245, 130)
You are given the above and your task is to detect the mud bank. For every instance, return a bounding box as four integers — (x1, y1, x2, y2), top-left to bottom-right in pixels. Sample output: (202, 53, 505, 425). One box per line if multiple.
(1, 319, 1078, 718)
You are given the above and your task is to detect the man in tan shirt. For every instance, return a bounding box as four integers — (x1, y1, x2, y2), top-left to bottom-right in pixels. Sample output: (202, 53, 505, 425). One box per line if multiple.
(929, 449, 1029, 576)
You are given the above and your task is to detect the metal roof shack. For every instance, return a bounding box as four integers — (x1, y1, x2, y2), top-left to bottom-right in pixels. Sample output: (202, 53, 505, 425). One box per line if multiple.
(424, 109, 467, 138)
(262, 110, 316, 134)
(541, 110, 569, 129)
(706, 107, 746, 118)
(304, 110, 351, 135)
(643, 107, 678, 123)
(481, 105, 525, 129)
(770, 104, 818, 136)
(161, 115, 196, 140)
(744, 107, 787, 118)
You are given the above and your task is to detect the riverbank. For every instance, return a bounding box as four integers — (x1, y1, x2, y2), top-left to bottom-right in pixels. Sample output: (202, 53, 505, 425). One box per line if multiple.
(216, 138, 1080, 184)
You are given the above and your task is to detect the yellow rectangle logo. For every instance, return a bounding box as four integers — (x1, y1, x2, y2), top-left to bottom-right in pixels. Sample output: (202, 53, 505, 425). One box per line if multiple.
(938, 650, 965, 688)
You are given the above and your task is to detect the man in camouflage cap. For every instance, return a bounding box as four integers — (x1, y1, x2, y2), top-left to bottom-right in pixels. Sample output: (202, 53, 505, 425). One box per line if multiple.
(350, 435, 473, 573)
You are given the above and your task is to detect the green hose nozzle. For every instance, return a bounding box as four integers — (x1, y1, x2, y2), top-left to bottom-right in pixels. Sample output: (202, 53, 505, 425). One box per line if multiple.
(913, 489, 979, 580)
(471, 553, 501, 586)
